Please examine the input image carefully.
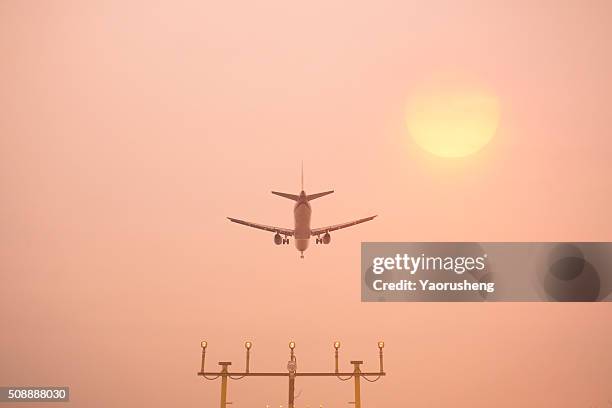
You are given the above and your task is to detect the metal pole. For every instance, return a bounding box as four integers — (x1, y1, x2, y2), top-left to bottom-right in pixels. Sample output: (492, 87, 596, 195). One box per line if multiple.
(288, 373, 295, 408)
(244, 342, 252, 373)
(218, 362, 231, 408)
(287, 342, 297, 408)
(334, 349, 339, 373)
(351, 361, 362, 408)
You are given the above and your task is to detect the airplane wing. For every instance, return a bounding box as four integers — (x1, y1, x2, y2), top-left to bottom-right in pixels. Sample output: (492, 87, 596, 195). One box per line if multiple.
(311, 215, 377, 236)
(227, 217, 294, 236)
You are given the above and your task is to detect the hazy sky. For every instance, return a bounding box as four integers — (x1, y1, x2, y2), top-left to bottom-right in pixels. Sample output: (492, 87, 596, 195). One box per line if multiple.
(1, 1, 612, 407)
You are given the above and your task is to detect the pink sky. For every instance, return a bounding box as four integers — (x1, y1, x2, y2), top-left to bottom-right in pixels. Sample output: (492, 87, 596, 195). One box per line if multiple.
(1, 1, 611, 407)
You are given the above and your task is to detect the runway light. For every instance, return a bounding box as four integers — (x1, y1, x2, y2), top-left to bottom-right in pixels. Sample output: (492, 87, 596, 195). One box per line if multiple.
(334, 341, 341, 350)
(378, 341, 384, 349)
(289, 341, 296, 350)
(201, 341, 208, 349)
(245, 341, 252, 350)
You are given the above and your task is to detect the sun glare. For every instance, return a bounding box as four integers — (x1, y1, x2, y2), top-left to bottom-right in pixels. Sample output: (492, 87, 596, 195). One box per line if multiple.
(406, 86, 500, 158)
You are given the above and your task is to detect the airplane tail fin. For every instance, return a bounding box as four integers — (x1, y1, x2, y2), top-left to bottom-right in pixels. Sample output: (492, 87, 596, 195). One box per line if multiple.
(271, 190, 334, 201)
(272, 163, 333, 201)
(272, 191, 300, 201)
(306, 190, 334, 201)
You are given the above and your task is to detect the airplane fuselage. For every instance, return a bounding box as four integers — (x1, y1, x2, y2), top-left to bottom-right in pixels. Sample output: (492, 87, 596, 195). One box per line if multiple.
(293, 191, 311, 252)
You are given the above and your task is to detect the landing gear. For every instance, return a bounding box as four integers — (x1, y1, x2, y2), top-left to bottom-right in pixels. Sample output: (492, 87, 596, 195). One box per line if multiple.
(300, 251, 304, 259)
(282, 238, 290, 245)
(315, 233, 330, 245)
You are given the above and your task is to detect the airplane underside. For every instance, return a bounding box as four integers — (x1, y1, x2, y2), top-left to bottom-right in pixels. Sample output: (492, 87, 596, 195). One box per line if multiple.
(227, 166, 376, 259)
(295, 238, 309, 258)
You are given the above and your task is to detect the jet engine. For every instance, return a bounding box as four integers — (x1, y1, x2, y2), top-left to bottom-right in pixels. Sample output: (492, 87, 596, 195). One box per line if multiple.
(274, 233, 282, 245)
(323, 232, 331, 244)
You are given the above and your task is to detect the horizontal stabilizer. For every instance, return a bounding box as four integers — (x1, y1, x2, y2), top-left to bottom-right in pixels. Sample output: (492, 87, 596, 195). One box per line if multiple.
(306, 190, 334, 201)
(271, 191, 300, 201)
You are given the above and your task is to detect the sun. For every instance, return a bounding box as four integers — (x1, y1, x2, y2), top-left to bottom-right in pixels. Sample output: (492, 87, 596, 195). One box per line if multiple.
(406, 85, 500, 158)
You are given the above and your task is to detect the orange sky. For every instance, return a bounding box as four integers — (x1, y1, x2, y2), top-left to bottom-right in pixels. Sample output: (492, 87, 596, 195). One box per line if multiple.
(1, 1, 612, 407)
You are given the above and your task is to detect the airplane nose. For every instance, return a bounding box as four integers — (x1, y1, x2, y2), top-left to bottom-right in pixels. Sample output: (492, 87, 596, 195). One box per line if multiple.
(295, 238, 309, 251)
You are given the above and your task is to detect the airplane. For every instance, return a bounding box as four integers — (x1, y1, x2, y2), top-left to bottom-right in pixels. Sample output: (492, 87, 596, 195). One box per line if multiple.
(227, 166, 377, 258)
